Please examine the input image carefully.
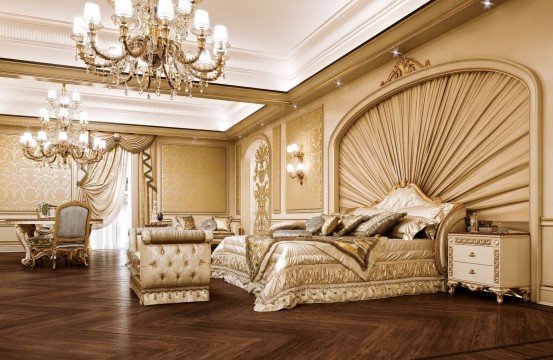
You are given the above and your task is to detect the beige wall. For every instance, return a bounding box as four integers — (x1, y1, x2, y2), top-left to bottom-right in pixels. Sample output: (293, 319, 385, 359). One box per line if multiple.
(0, 130, 76, 251)
(237, 0, 553, 304)
(157, 137, 232, 216)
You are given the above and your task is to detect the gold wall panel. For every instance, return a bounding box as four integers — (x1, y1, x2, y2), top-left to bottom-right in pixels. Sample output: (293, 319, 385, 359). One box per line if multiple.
(235, 143, 241, 215)
(0, 134, 71, 212)
(161, 144, 227, 214)
(272, 125, 281, 213)
(285, 107, 323, 212)
(253, 141, 270, 234)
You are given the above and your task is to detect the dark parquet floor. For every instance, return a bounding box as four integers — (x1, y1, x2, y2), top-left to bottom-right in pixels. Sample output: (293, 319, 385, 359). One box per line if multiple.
(0, 251, 552, 360)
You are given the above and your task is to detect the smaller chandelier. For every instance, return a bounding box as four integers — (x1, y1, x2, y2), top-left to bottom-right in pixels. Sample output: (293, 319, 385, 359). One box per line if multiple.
(20, 84, 107, 167)
(71, 0, 230, 99)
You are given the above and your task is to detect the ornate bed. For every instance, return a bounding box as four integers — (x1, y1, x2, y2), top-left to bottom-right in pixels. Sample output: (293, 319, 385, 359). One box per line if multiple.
(212, 182, 466, 311)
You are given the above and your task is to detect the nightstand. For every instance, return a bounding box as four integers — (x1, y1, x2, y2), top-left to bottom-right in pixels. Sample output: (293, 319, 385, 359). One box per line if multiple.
(447, 232, 530, 304)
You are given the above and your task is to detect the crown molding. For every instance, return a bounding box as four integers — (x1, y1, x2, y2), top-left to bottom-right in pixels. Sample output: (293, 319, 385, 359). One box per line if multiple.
(0, 114, 228, 140)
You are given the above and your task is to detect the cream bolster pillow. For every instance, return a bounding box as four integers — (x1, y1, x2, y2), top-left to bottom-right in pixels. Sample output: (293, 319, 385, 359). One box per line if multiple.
(266, 221, 306, 236)
(141, 229, 206, 244)
(272, 229, 312, 239)
(395, 204, 454, 223)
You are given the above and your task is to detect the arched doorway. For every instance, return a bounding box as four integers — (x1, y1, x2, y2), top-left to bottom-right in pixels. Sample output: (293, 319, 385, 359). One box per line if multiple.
(241, 136, 271, 235)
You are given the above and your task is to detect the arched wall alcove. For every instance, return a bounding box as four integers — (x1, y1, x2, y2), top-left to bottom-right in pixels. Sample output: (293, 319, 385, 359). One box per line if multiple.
(328, 58, 542, 300)
(241, 134, 271, 235)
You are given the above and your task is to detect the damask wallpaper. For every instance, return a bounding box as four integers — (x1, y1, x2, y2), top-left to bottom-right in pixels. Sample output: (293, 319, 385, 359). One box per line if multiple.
(0, 134, 72, 212)
(272, 125, 281, 214)
(285, 107, 323, 212)
(161, 144, 227, 214)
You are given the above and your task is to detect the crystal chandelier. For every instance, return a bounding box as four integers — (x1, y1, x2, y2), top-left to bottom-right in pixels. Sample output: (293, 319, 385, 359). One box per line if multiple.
(19, 84, 107, 167)
(71, 0, 230, 99)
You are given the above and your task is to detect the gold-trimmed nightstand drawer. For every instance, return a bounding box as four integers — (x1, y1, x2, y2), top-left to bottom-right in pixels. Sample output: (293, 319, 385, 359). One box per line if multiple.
(452, 244, 494, 265)
(452, 262, 494, 285)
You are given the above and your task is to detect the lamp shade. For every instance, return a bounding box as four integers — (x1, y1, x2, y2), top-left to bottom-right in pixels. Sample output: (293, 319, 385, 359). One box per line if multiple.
(47, 89, 57, 100)
(213, 25, 228, 43)
(193, 9, 210, 30)
(83, 2, 102, 25)
(157, 0, 175, 20)
(287, 164, 294, 173)
(198, 50, 211, 66)
(72, 17, 87, 36)
(58, 131, 68, 141)
(37, 131, 47, 141)
(39, 108, 49, 121)
(178, 0, 192, 14)
(114, 0, 133, 18)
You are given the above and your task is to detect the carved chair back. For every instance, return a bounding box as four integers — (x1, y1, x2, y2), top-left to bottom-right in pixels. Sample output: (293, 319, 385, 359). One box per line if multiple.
(52, 201, 92, 246)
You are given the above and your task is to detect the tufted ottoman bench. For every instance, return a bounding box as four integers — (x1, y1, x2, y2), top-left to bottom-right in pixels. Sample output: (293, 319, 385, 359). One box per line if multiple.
(127, 228, 211, 305)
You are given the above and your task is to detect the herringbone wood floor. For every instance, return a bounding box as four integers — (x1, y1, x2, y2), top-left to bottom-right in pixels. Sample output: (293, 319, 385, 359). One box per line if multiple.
(0, 251, 552, 360)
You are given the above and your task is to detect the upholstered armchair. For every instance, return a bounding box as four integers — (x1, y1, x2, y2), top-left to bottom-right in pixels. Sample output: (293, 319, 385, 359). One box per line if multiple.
(29, 201, 92, 269)
(127, 228, 212, 305)
(51, 201, 92, 269)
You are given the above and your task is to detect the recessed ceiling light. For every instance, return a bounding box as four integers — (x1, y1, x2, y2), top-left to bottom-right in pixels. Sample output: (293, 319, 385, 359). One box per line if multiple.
(481, 0, 493, 9)
(391, 48, 402, 58)
(335, 79, 343, 88)
(291, 103, 300, 110)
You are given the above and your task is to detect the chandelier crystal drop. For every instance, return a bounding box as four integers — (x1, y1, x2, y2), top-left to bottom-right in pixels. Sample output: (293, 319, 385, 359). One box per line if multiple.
(71, 0, 230, 99)
(19, 84, 107, 167)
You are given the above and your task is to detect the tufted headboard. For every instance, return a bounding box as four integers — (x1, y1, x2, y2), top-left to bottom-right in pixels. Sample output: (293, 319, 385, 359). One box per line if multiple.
(368, 181, 466, 275)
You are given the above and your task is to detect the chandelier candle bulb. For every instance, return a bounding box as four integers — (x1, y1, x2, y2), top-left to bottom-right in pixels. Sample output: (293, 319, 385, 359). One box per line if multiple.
(297, 163, 305, 171)
(198, 50, 212, 66)
(157, 0, 175, 21)
(58, 132, 68, 141)
(83, 3, 102, 25)
(114, 0, 133, 18)
(58, 108, 69, 119)
(194, 10, 210, 30)
(72, 92, 81, 102)
(287, 164, 294, 173)
(47, 89, 56, 100)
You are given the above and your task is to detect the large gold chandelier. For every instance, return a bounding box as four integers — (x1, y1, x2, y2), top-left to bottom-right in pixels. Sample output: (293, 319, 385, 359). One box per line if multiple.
(20, 84, 107, 167)
(71, 0, 230, 99)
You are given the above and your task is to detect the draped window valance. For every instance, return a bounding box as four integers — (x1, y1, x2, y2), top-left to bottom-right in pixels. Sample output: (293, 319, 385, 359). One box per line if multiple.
(338, 71, 530, 221)
(78, 131, 157, 227)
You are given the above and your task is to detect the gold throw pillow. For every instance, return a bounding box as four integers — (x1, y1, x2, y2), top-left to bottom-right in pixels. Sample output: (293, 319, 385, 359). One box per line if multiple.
(336, 215, 368, 236)
(354, 212, 407, 237)
(321, 215, 340, 236)
(178, 215, 196, 230)
(266, 221, 306, 237)
(213, 216, 232, 231)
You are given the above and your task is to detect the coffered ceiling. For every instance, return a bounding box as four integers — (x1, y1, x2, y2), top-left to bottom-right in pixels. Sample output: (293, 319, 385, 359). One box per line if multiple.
(0, 0, 436, 132)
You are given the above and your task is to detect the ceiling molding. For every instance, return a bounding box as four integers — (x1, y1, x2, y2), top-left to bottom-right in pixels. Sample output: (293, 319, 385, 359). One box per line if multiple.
(0, 114, 228, 140)
(0, 57, 290, 106)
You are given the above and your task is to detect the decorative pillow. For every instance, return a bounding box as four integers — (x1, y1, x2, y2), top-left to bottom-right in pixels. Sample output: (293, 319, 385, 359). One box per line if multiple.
(213, 216, 232, 231)
(336, 215, 369, 236)
(171, 216, 183, 229)
(266, 221, 306, 237)
(354, 212, 407, 237)
(272, 229, 313, 239)
(321, 215, 340, 236)
(395, 204, 454, 223)
(200, 219, 217, 231)
(178, 215, 196, 230)
(305, 216, 325, 235)
(389, 216, 437, 240)
(374, 187, 435, 210)
(424, 225, 437, 240)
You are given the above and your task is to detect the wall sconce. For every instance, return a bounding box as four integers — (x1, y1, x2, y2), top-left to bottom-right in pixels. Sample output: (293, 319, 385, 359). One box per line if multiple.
(286, 143, 305, 185)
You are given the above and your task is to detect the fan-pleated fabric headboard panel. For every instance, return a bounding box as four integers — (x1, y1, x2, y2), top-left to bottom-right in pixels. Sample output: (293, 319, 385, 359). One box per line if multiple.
(339, 71, 529, 221)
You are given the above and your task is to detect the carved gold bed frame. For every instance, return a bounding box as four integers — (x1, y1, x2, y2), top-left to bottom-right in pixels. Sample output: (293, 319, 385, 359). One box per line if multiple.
(366, 180, 466, 275)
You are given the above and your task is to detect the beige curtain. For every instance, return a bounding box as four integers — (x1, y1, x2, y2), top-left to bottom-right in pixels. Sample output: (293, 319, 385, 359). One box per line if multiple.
(78, 132, 157, 227)
(339, 71, 530, 221)
(77, 146, 129, 227)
